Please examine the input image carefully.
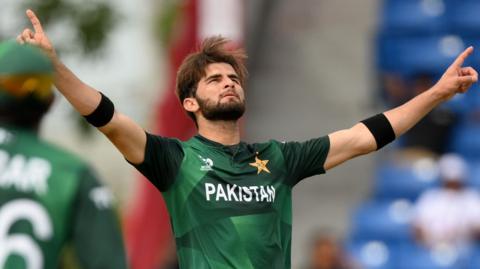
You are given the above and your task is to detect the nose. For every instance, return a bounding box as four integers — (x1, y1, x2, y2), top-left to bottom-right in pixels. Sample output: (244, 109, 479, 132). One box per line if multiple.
(224, 77, 235, 89)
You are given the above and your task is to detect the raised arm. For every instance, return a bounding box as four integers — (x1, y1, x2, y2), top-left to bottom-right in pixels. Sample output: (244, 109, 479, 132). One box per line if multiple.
(17, 9, 146, 164)
(324, 47, 478, 170)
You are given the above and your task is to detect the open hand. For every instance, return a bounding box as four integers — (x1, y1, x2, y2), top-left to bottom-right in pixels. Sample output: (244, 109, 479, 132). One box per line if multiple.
(436, 46, 478, 100)
(16, 9, 56, 60)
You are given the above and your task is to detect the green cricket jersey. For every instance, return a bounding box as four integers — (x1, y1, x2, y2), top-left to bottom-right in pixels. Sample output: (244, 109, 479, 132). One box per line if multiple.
(134, 133, 330, 269)
(0, 125, 127, 269)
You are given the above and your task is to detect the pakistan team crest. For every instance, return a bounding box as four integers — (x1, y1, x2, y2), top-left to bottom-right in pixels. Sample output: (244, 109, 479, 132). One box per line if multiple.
(249, 152, 270, 174)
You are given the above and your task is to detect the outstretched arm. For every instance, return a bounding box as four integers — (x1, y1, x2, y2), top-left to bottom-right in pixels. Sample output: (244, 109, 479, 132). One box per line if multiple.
(324, 47, 478, 170)
(17, 9, 146, 164)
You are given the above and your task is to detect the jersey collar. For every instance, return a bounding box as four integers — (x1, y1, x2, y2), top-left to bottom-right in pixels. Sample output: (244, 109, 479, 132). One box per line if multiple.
(194, 134, 246, 153)
(194, 134, 240, 147)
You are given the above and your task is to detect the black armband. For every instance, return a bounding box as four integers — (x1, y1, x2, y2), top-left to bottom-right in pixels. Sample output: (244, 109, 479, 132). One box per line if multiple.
(360, 113, 396, 150)
(84, 92, 115, 127)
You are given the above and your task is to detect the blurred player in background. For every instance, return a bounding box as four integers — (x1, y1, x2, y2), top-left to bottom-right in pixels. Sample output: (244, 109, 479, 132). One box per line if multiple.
(17, 9, 479, 269)
(0, 41, 127, 269)
(413, 153, 480, 249)
(307, 232, 355, 269)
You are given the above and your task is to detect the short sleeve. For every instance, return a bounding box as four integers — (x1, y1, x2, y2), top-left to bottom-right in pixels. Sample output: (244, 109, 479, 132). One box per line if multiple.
(72, 168, 127, 269)
(130, 132, 184, 191)
(277, 136, 330, 185)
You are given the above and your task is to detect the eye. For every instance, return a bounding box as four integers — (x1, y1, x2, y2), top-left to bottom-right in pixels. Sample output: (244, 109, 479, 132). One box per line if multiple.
(207, 77, 220, 84)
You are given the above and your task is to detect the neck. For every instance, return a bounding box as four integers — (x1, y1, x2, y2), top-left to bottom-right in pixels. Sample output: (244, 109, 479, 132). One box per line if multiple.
(197, 118, 241, 145)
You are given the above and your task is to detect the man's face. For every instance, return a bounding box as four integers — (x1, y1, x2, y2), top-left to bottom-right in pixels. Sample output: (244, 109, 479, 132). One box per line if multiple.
(192, 62, 245, 121)
(443, 180, 463, 191)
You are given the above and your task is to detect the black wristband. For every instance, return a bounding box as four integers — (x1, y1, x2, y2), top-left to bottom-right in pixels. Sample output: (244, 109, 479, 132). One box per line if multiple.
(84, 92, 115, 127)
(360, 113, 396, 150)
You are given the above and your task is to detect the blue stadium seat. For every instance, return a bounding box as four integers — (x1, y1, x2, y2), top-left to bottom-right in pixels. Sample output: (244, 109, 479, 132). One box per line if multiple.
(466, 246, 480, 269)
(462, 37, 480, 69)
(374, 159, 439, 200)
(442, 80, 480, 119)
(465, 160, 480, 189)
(350, 200, 414, 243)
(345, 240, 400, 269)
(449, 123, 480, 160)
(398, 243, 467, 269)
(377, 35, 467, 75)
(443, 90, 475, 116)
(446, 0, 480, 36)
(380, 0, 448, 35)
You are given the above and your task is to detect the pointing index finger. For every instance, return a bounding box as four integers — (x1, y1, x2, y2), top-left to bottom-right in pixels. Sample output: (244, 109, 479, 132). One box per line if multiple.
(26, 9, 44, 34)
(452, 46, 474, 68)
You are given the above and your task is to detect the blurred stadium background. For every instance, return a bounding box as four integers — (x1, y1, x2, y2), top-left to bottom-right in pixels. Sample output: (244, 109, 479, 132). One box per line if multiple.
(6, 0, 480, 268)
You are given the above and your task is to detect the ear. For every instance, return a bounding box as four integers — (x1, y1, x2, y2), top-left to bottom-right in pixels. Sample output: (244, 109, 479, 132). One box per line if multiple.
(183, 97, 199, 113)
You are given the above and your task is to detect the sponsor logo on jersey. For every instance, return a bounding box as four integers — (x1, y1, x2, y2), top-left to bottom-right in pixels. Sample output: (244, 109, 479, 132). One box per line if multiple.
(198, 155, 214, 171)
(205, 183, 276, 202)
(0, 150, 51, 195)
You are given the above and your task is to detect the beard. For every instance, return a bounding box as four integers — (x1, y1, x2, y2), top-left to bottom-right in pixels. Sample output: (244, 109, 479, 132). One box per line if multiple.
(196, 94, 245, 121)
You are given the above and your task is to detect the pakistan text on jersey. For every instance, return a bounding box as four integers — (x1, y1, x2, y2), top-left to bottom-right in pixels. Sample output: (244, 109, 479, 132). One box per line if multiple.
(205, 183, 276, 202)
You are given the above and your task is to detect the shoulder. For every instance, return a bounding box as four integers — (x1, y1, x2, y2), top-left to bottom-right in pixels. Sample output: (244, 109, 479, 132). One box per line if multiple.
(144, 132, 184, 153)
(252, 139, 281, 148)
(6, 133, 90, 175)
(149, 132, 184, 146)
(264, 136, 330, 152)
(146, 132, 183, 146)
(41, 141, 88, 168)
(248, 138, 301, 148)
(246, 140, 284, 156)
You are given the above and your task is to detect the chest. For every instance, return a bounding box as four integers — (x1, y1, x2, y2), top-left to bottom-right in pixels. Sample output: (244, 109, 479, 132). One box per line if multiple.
(169, 148, 288, 210)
